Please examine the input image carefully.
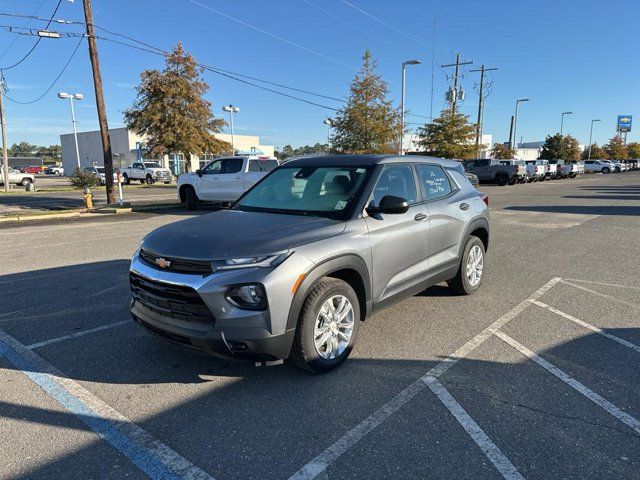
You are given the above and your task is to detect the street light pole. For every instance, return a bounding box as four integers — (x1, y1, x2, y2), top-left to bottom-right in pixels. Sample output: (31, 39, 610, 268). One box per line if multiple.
(0, 79, 8, 193)
(513, 98, 529, 151)
(223, 105, 240, 153)
(587, 119, 601, 160)
(323, 118, 332, 146)
(400, 59, 421, 155)
(560, 111, 573, 135)
(58, 92, 83, 170)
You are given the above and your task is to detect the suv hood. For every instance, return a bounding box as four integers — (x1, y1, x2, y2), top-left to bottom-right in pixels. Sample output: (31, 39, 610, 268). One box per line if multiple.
(141, 209, 345, 260)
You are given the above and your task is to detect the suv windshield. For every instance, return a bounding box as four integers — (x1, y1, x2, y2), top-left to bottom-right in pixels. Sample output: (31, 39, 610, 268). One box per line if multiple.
(237, 166, 369, 219)
(144, 162, 162, 168)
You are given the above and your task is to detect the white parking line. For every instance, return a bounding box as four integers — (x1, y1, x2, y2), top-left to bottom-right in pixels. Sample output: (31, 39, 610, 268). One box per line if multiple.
(494, 331, 640, 436)
(288, 277, 561, 480)
(25, 320, 131, 350)
(562, 278, 640, 291)
(0, 325, 215, 480)
(424, 376, 524, 480)
(561, 280, 640, 311)
(530, 299, 640, 354)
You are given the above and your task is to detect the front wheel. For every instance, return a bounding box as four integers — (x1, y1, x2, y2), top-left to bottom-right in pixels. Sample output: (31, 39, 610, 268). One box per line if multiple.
(21, 178, 32, 187)
(145, 175, 154, 185)
(122, 173, 130, 185)
(602, 167, 610, 174)
(184, 186, 198, 210)
(290, 277, 360, 373)
(448, 236, 485, 295)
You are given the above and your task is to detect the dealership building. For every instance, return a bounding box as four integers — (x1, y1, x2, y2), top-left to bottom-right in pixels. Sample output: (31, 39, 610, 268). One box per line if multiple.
(60, 127, 275, 174)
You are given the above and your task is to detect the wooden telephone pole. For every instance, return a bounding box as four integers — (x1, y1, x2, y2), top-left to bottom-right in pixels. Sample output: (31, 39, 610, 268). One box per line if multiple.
(442, 53, 473, 114)
(82, 0, 115, 204)
(0, 79, 8, 193)
(469, 65, 498, 153)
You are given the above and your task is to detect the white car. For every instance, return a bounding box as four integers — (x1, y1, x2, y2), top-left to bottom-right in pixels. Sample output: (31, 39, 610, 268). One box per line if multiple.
(583, 160, 612, 174)
(121, 161, 173, 185)
(177, 155, 279, 210)
(603, 159, 623, 173)
(82, 165, 118, 186)
(45, 165, 64, 176)
(0, 167, 35, 186)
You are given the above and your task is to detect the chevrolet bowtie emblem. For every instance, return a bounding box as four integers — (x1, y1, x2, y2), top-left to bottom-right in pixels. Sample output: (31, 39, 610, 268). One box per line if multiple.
(155, 257, 171, 268)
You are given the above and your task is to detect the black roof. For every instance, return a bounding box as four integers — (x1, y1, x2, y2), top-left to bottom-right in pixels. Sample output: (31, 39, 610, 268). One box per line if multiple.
(283, 154, 456, 167)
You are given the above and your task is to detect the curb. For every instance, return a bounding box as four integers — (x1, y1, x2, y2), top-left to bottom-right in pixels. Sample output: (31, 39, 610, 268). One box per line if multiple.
(0, 211, 84, 223)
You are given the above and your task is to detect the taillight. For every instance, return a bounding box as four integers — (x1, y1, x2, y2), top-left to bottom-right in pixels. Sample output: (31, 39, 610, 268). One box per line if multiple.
(479, 192, 489, 206)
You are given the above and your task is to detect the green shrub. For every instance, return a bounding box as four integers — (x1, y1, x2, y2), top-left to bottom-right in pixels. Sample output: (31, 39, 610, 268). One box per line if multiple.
(68, 167, 99, 190)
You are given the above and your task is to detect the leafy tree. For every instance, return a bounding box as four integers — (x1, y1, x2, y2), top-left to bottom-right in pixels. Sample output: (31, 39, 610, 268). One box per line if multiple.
(626, 142, 640, 159)
(490, 143, 516, 159)
(581, 143, 605, 160)
(604, 135, 628, 160)
(539, 134, 580, 160)
(37, 145, 62, 162)
(416, 109, 478, 159)
(124, 43, 230, 157)
(68, 167, 98, 190)
(330, 50, 401, 154)
(8, 141, 38, 157)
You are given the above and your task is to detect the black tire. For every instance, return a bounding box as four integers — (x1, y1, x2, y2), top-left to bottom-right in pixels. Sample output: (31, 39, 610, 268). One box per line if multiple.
(289, 277, 360, 373)
(184, 186, 198, 210)
(447, 235, 485, 295)
(145, 175, 154, 185)
(122, 173, 130, 185)
(20, 178, 32, 187)
(507, 178, 517, 185)
(496, 174, 508, 186)
(602, 167, 610, 174)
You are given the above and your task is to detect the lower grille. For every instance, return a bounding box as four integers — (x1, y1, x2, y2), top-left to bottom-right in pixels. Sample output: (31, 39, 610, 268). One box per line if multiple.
(130, 272, 214, 324)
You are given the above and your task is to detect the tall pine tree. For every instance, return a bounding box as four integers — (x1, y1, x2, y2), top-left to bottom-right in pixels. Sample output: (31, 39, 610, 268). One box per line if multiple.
(124, 43, 229, 156)
(330, 50, 401, 154)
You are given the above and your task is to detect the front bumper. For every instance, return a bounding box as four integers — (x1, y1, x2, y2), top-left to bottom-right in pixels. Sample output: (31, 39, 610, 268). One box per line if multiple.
(129, 251, 310, 360)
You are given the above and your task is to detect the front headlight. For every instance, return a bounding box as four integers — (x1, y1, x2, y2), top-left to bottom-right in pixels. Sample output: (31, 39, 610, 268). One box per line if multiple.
(212, 252, 291, 271)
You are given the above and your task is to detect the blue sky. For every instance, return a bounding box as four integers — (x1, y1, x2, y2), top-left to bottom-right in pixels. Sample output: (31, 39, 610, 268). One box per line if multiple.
(1, 0, 638, 150)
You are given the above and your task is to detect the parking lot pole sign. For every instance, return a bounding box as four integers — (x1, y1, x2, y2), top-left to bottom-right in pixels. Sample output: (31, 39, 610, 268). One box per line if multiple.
(617, 115, 632, 144)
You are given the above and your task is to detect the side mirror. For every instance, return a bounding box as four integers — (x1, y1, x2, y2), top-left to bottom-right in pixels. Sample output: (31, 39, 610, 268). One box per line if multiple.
(196, 169, 203, 178)
(366, 195, 409, 215)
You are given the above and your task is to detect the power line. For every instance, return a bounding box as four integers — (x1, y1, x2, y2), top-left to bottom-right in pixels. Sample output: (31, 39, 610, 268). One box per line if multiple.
(2, 37, 84, 105)
(188, 0, 358, 71)
(0, 10, 79, 24)
(0, 0, 48, 60)
(0, 0, 63, 70)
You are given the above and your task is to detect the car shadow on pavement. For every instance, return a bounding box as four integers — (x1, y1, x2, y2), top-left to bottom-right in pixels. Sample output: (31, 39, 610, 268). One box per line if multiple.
(504, 205, 640, 216)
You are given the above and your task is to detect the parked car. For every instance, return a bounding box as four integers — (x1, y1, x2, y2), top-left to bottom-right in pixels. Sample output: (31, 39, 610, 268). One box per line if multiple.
(565, 161, 585, 177)
(496, 160, 529, 183)
(524, 160, 547, 181)
(465, 159, 518, 186)
(178, 155, 280, 210)
(130, 154, 489, 372)
(19, 166, 43, 174)
(583, 160, 611, 173)
(0, 167, 35, 186)
(82, 165, 118, 186)
(603, 159, 623, 173)
(121, 161, 173, 185)
(45, 165, 64, 176)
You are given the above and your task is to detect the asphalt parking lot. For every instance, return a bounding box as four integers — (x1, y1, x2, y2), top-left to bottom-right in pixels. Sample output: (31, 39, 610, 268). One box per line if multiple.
(1, 172, 639, 479)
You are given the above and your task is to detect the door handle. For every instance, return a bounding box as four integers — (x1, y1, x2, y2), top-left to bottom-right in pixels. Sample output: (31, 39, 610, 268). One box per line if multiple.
(414, 212, 428, 221)
(459, 203, 470, 211)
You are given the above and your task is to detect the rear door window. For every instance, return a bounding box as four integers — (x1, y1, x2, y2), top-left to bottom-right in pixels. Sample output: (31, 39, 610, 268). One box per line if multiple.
(222, 158, 243, 174)
(248, 159, 279, 172)
(416, 164, 453, 201)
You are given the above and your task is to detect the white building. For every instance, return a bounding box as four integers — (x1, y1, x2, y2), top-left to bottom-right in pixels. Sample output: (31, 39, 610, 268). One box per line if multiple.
(404, 133, 493, 156)
(60, 127, 275, 174)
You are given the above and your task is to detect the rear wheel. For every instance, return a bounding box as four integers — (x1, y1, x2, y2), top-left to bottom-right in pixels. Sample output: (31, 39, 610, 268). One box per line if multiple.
(496, 174, 508, 186)
(20, 178, 32, 187)
(448, 236, 485, 295)
(290, 277, 360, 373)
(602, 167, 610, 174)
(507, 178, 517, 185)
(184, 186, 198, 210)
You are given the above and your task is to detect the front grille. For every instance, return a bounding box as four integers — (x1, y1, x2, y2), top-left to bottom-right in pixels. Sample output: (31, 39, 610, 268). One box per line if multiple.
(130, 272, 214, 324)
(139, 249, 213, 276)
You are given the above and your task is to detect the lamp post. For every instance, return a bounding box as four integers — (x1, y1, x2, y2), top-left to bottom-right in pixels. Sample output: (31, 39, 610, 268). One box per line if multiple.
(323, 118, 332, 147)
(587, 119, 601, 160)
(58, 92, 83, 169)
(222, 104, 240, 153)
(560, 111, 573, 135)
(512, 98, 529, 151)
(400, 59, 421, 155)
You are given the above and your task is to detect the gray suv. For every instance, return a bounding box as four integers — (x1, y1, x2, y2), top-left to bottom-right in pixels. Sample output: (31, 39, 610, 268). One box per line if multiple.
(129, 155, 489, 373)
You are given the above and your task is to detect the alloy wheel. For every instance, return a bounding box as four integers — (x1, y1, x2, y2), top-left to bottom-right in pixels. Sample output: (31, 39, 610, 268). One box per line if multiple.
(466, 245, 484, 287)
(313, 295, 355, 360)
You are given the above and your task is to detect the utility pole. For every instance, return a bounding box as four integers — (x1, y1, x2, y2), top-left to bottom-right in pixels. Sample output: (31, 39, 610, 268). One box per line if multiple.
(469, 65, 498, 154)
(0, 80, 8, 193)
(508, 115, 515, 151)
(442, 53, 473, 114)
(83, 0, 115, 204)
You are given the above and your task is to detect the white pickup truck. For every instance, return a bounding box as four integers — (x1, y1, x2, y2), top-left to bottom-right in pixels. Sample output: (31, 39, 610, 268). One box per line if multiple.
(525, 160, 548, 182)
(121, 161, 173, 185)
(0, 167, 35, 187)
(177, 155, 279, 210)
